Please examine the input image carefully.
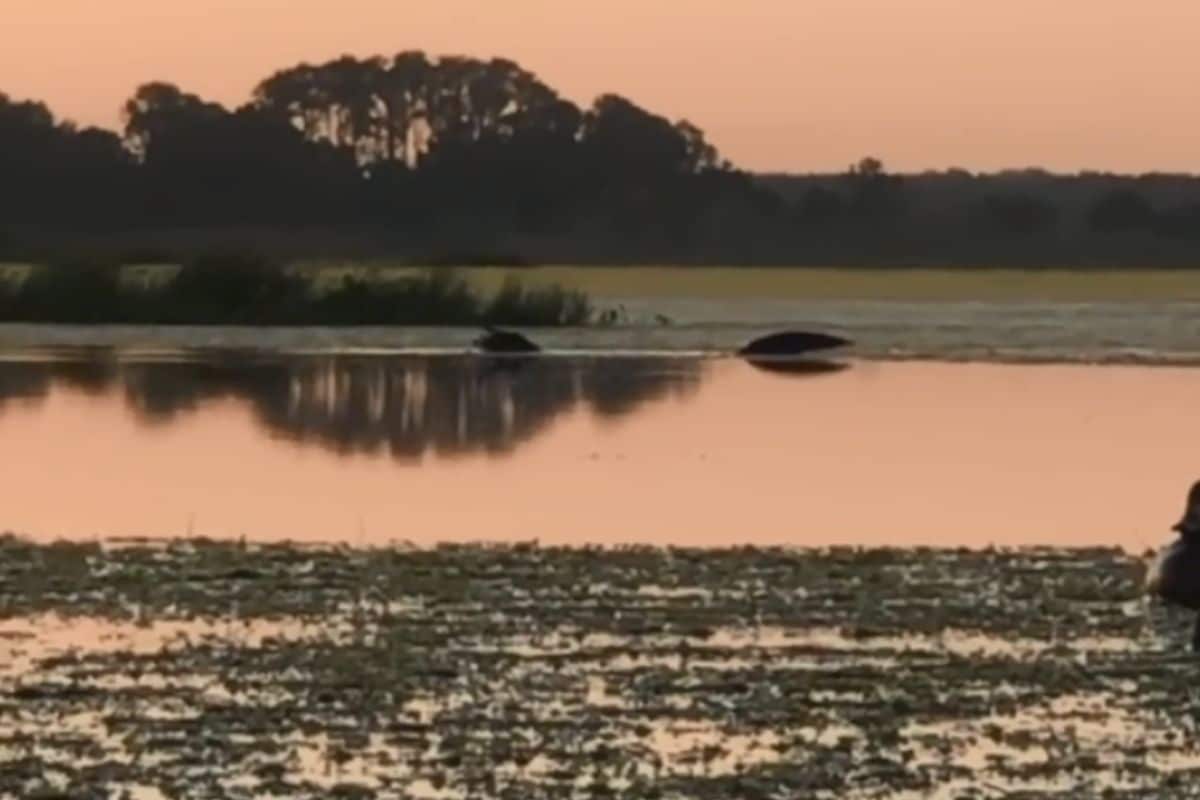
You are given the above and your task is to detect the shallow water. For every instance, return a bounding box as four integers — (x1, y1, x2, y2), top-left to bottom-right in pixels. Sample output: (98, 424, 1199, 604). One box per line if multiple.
(1, 348, 1196, 549)
(6, 301, 1200, 364)
(0, 541, 1193, 799)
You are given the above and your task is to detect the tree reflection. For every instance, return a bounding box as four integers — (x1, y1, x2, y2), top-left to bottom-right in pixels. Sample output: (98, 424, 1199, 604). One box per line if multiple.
(0, 348, 120, 406)
(0, 352, 707, 459)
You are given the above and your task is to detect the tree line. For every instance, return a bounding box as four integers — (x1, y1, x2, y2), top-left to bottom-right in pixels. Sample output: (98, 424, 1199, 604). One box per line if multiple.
(2, 51, 1199, 265)
(1, 51, 772, 260)
(763, 163, 1200, 265)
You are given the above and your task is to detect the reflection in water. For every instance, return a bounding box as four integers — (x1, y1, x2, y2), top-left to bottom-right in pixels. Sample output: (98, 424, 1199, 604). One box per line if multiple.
(4, 349, 1199, 549)
(742, 357, 850, 377)
(0, 350, 707, 460)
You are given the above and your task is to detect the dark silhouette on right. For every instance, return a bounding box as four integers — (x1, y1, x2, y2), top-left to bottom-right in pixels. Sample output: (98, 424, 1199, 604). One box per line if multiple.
(738, 331, 852, 358)
(473, 326, 541, 354)
(1148, 480, 1200, 651)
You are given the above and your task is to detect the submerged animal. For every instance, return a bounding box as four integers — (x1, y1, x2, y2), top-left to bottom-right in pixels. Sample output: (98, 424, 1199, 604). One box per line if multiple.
(472, 326, 540, 354)
(1147, 480, 1200, 650)
(738, 330, 852, 357)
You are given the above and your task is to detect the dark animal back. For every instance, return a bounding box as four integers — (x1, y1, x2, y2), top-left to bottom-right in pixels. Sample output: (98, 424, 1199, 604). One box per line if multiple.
(738, 331, 851, 357)
(474, 328, 540, 353)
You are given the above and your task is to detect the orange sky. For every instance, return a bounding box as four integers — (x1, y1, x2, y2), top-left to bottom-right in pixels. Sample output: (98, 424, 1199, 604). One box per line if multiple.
(5, 0, 1199, 173)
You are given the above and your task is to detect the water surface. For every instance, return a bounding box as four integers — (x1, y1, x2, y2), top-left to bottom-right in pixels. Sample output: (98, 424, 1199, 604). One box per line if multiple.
(2, 542, 1182, 799)
(0, 349, 1195, 549)
(5, 300, 1200, 364)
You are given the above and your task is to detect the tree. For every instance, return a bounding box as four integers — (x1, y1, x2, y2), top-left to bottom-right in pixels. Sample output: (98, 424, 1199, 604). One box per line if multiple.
(0, 93, 61, 219)
(1, 51, 769, 257)
(0, 93, 133, 224)
(974, 193, 1059, 236)
(845, 157, 905, 221)
(121, 82, 358, 224)
(1087, 188, 1156, 233)
(583, 95, 693, 176)
(253, 57, 383, 157)
(675, 120, 721, 173)
(1154, 202, 1200, 240)
(379, 51, 433, 164)
(796, 186, 845, 223)
(122, 82, 225, 160)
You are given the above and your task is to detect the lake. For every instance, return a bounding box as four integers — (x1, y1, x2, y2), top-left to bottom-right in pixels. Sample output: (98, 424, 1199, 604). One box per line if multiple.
(2, 346, 1193, 550)
(5, 342, 1200, 799)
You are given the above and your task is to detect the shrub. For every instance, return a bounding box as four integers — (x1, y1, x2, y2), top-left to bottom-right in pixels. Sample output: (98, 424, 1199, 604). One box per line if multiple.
(0, 259, 125, 323)
(151, 251, 308, 324)
(0, 255, 594, 327)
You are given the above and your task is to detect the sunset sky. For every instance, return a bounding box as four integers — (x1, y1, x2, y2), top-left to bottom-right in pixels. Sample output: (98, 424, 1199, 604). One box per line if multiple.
(5, 0, 1198, 173)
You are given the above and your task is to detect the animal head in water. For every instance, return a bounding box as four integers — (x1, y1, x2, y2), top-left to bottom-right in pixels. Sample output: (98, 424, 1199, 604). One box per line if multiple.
(1173, 480, 1200, 534)
(472, 327, 540, 354)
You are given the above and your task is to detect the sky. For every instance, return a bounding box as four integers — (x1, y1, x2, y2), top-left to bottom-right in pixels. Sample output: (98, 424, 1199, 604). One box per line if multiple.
(4, 0, 1199, 174)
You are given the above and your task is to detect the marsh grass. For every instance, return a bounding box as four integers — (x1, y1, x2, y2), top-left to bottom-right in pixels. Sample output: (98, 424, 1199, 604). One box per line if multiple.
(312, 269, 481, 325)
(0, 259, 127, 324)
(0, 254, 596, 326)
(298, 263, 1200, 302)
(45, 261, 1200, 302)
(483, 277, 593, 326)
(153, 252, 308, 324)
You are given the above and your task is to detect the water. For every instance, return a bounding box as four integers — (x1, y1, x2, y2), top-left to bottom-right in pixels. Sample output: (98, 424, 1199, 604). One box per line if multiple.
(5, 298, 1200, 364)
(2, 542, 1183, 799)
(3, 344, 1198, 797)
(2, 346, 1196, 549)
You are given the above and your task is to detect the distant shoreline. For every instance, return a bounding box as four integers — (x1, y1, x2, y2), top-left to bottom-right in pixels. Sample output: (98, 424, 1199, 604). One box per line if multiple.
(6, 53, 1200, 269)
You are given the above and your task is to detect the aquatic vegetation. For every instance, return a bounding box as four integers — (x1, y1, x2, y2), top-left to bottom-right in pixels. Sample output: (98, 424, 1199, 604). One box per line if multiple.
(0, 256, 597, 327)
(483, 278, 593, 327)
(0, 539, 1197, 797)
(151, 251, 308, 324)
(312, 269, 482, 326)
(0, 259, 127, 324)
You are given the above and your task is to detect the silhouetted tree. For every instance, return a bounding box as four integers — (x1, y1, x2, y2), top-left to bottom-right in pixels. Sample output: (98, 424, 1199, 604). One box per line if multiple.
(9, 50, 1200, 267)
(796, 186, 845, 223)
(845, 157, 906, 221)
(974, 193, 1059, 236)
(1155, 202, 1200, 240)
(122, 82, 359, 224)
(1087, 188, 1156, 233)
(0, 92, 134, 225)
(583, 95, 698, 176)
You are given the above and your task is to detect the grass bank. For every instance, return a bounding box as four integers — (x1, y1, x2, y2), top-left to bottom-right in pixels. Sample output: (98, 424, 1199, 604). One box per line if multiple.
(299, 264, 1200, 302)
(7, 261, 1200, 305)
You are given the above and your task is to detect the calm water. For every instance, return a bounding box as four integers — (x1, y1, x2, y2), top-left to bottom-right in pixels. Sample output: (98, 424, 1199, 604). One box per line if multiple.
(5, 301, 1200, 363)
(1, 347, 1196, 549)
